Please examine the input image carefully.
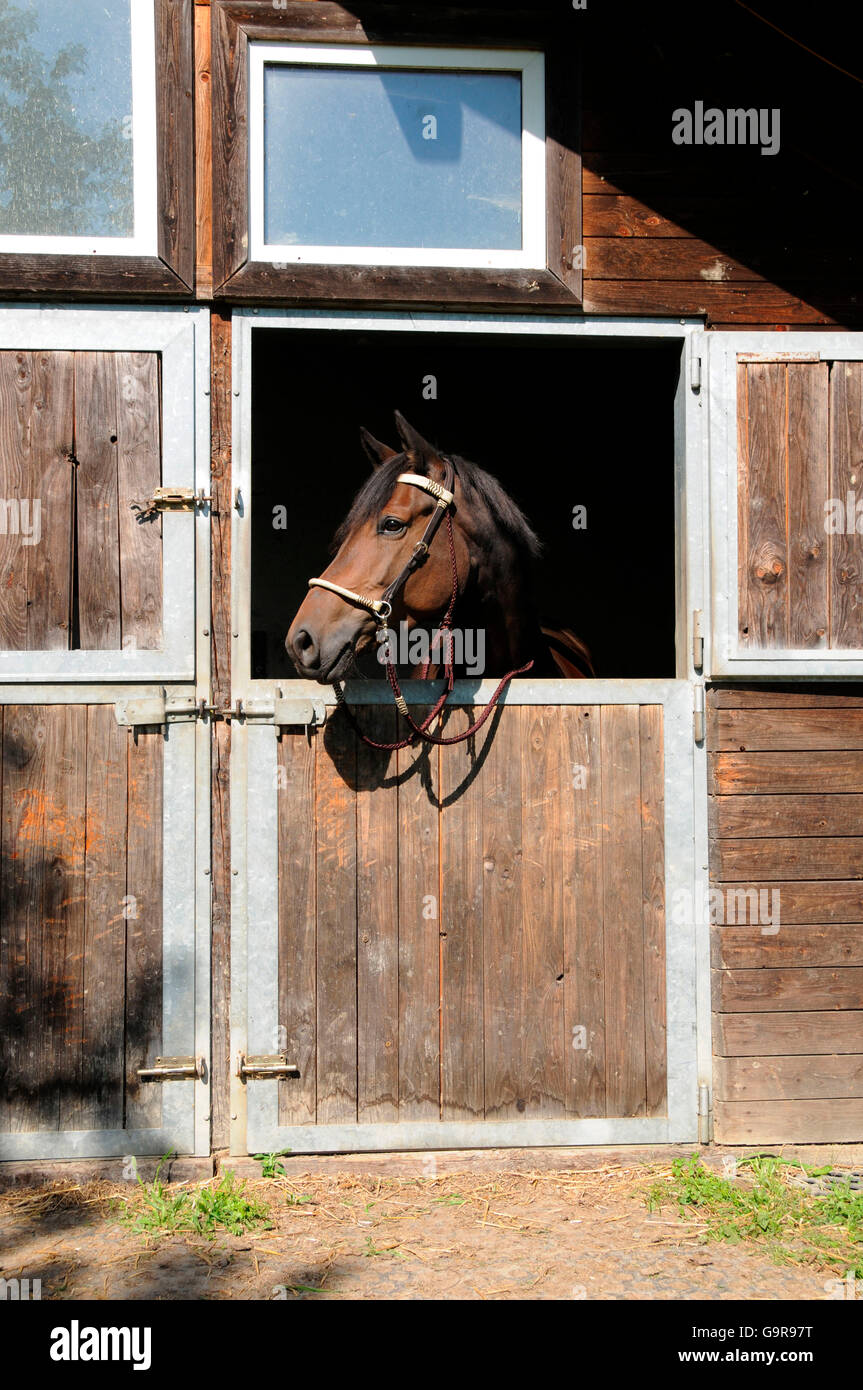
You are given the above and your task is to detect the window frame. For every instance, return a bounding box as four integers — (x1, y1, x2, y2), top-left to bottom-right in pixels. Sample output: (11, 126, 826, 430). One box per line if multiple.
(212, 1, 581, 308)
(0, 0, 195, 297)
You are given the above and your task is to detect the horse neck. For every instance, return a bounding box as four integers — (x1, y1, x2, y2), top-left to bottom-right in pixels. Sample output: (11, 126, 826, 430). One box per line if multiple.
(457, 528, 542, 672)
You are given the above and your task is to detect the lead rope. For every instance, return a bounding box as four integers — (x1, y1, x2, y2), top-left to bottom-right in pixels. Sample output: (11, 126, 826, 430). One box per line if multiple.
(332, 512, 533, 750)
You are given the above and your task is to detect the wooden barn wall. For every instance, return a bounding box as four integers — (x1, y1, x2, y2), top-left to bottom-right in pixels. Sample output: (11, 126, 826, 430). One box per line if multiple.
(708, 688, 863, 1145)
(0, 708, 163, 1136)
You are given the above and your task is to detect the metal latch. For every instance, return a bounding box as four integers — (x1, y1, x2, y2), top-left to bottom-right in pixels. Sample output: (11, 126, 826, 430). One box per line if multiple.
(138, 1056, 205, 1081)
(242, 693, 327, 731)
(114, 690, 199, 727)
(131, 486, 212, 517)
(236, 1053, 300, 1080)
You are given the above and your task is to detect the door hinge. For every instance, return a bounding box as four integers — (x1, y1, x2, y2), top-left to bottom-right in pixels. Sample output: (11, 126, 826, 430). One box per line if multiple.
(698, 1082, 713, 1143)
(114, 689, 200, 727)
(693, 683, 705, 743)
(692, 609, 704, 671)
(689, 346, 702, 392)
(236, 1053, 300, 1080)
(137, 1056, 205, 1081)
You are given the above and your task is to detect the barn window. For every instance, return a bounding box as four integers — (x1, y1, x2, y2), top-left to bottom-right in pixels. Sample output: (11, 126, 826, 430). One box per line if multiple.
(0, 0, 157, 256)
(248, 44, 546, 270)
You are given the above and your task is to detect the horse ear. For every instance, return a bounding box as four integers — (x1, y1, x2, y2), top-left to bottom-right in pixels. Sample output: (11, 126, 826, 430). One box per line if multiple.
(394, 411, 436, 467)
(359, 426, 398, 469)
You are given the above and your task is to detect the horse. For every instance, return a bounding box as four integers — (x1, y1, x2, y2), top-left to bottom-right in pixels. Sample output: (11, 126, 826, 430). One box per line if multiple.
(286, 412, 593, 685)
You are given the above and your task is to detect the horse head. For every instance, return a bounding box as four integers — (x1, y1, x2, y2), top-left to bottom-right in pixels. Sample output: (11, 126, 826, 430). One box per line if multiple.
(286, 412, 471, 682)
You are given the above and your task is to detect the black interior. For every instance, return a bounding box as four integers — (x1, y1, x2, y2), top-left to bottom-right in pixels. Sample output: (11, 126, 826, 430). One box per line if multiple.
(251, 328, 680, 681)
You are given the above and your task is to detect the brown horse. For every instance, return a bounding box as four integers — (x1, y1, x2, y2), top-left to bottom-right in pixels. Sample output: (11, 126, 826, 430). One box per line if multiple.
(286, 412, 592, 683)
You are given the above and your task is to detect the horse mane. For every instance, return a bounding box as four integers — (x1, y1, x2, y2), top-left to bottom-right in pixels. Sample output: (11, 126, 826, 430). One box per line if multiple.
(331, 449, 543, 559)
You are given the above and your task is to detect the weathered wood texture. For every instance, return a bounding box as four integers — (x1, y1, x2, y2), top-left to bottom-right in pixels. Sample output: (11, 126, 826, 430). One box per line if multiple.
(276, 702, 666, 1125)
(0, 351, 162, 653)
(737, 361, 863, 651)
(0, 707, 163, 1134)
(709, 686, 863, 1143)
(580, 4, 862, 328)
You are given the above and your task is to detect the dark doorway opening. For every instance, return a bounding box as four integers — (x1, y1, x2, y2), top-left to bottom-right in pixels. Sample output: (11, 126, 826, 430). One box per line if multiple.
(251, 328, 680, 680)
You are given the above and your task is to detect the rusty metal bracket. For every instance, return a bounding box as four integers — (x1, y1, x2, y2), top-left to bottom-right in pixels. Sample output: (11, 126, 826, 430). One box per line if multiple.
(236, 1053, 300, 1081)
(138, 1056, 205, 1081)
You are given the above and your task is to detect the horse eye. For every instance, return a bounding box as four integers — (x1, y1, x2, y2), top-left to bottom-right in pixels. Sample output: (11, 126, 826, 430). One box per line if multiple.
(380, 516, 407, 535)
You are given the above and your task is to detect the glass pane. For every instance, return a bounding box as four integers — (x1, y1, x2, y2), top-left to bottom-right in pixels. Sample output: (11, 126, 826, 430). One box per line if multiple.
(0, 0, 134, 238)
(263, 65, 523, 250)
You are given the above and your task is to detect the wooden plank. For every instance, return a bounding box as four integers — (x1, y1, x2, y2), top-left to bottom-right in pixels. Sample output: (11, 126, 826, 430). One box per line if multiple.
(714, 1098, 863, 1145)
(640, 706, 666, 1116)
(209, 310, 232, 1151)
(715, 1054, 863, 1102)
(482, 706, 525, 1120)
(115, 353, 163, 651)
(713, 1010, 863, 1057)
(711, 709, 863, 752)
(545, 43, 582, 302)
(124, 728, 163, 1132)
(76, 706, 128, 1131)
(74, 354, 121, 650)
(601, 705, 646, 1117)
(157, 0, 195, 289)
(713, 881, 863, 924)
(518, 706, 565, 1117)
(787, 363, 829, 647)
(397, 710, 440, 1121)
(439, 706, 486, 1122)
(277, 723, 317, 1126)
(194, 0, 214, 296)
(356, 708, 399, 1125)
(581, 281, 850, 326)
(711, 751, 863, 796)
(0, 256, 189, 300)
(0, 351, 74, 651)
(710, 688, 863, 708)
(714, 837, 863, 882)
(738, 363, 787, 648)
(712, 923, 863, 971)
(221, 261, 577, 308)
(314, 711, 357, 1124)
(712, 794, 863, 839)
(584, 237, 850, 285)
(713, 967, 863, 1013)
(560, 706, 605, 1116)
(829, 361, 863, 647)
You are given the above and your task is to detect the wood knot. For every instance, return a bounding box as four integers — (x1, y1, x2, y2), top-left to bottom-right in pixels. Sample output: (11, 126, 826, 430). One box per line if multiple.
(751, 541, 786, 585)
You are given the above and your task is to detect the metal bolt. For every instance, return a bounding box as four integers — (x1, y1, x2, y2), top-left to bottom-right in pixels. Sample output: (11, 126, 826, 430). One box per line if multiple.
(203, 628, 209, 636)
(204, 868, 211, 875)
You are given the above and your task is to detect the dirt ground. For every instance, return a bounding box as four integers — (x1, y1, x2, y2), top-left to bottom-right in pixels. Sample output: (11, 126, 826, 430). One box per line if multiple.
(0, 1159, 850, 1301)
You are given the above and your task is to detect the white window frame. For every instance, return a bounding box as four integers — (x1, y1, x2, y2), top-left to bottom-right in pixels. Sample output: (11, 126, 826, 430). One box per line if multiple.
(708, 330, 863, 677)
(248, 43, 546, 269)
(0, 305, 210, 682)
(0, 0, 158, 258)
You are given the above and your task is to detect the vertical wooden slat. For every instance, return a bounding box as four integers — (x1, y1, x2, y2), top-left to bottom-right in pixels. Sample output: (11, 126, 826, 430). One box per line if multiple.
(602, 705, 647, 1116)
(0, 706, 53, 1130)
(124, 728, 163, 1132)
(482, 706, 524, 1119)
(315, 714, 357, 1124)
(0, 351, 74, 651)
(561, 705, 606, 1116)
(277, 726, 317, 1126)
(115, 353, 163, 651)
(440, 707, 486, 1121)
(75, 354, 121, 649)
(195, 0, 214, 297)
(787, 362, 829, 648)
(640, 706, 667, 1116)
(356, 708, 399, 1124)
(739, 363, 788, 648)
(76, 705, 127, 1130)
(397, 714, 440, 1120)
(519, 706, 565, 1115)
(830, 361, 863, 648)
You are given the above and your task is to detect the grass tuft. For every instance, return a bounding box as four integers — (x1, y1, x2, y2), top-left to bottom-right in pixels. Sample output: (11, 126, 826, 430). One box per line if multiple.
(122, 1156, 273, 1240)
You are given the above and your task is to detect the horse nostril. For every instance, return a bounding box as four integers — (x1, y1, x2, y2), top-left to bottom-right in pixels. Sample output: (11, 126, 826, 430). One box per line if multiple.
(291, 628, 318, 667)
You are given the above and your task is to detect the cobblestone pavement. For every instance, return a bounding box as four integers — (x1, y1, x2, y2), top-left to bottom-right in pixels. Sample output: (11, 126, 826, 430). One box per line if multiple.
(0, 1163, 853, 1301)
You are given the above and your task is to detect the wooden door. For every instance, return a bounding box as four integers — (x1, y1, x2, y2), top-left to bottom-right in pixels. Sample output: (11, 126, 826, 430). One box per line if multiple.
(0, 319, 206, 1161)
(238, 682, 697, 1154)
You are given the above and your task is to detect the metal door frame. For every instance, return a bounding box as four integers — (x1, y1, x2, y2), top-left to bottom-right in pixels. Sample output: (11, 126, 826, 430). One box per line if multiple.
(0, 306, 211, 1160)
(230, 310, 711, 1153)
